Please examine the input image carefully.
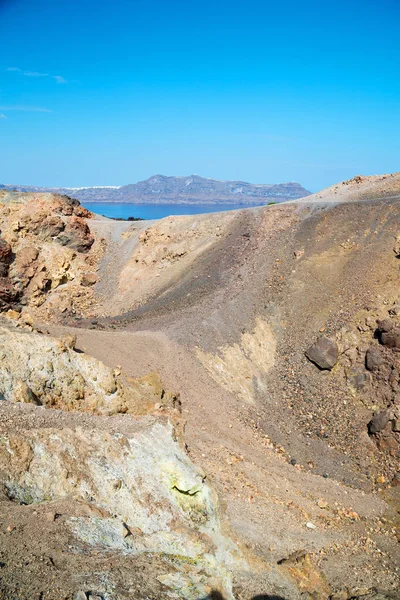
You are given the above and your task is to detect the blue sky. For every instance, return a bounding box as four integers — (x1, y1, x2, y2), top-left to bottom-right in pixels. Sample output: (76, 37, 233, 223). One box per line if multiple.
(0, 0, 399, 191)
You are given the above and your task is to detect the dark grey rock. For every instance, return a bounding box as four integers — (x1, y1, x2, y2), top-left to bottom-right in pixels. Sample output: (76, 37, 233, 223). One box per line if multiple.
(349, 370, 370, 390)
(354, 372, 370, 389)
(305, 337, 338, 370)
(377, 318, 394, 333)
(365, 347, 384, 371)
(381, 330, 400, 349)
(368, 408, 392, 434)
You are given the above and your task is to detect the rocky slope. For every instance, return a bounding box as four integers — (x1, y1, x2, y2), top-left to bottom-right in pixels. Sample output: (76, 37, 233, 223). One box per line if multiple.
(0, 176, 398, 599)
(296, 172, 400, 204)
(1, 174, 311, 204)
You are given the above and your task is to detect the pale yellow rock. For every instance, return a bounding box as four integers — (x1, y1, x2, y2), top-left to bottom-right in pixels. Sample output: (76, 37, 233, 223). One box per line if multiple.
(12, 380, 41, 405)
(21, 313, 34, 326)
(0, 324, 178, 416)
(0, 412, 243, 598)
(6, 310, 20, 321)
(197, 317, 276, 404)
(60, 333, 77, 350)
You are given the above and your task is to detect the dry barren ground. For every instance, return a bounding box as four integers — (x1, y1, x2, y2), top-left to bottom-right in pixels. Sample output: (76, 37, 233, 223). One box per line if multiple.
(0, 174, 399, 599)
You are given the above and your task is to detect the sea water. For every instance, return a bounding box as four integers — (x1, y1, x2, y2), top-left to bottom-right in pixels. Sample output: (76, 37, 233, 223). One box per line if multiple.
(82, 202, 262, 220)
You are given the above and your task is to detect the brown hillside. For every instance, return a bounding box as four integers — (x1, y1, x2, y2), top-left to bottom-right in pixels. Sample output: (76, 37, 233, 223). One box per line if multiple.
(0, 176, 398, 599)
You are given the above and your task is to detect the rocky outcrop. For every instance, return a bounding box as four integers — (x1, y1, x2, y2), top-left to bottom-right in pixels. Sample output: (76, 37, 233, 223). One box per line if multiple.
(10, 206, 93, 252)
(338, 312, 400, 463)
(0, 317, 242, 597)
(0, 190, 99, 318)
(0, 322, 179, 417)
(0, 403, 241, 599)
(57, 216, 94, 252)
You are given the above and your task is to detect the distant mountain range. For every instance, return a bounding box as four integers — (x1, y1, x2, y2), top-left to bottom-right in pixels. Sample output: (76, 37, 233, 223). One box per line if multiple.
(0, 175, 311, 205)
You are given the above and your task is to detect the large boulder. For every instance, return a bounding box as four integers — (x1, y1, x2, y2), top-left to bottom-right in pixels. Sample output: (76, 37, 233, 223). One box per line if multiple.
(305, 336, 338, 370)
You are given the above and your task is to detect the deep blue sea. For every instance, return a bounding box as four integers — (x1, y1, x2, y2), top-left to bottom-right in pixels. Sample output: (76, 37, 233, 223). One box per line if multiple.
(82, 202, 260, 220)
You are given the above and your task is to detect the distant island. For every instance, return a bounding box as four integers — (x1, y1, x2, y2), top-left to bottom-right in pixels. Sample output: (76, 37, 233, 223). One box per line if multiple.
(0, 174, 311, 205)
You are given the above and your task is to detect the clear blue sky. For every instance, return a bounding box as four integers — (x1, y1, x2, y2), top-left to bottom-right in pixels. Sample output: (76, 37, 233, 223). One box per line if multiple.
(0, 0, 399, 192)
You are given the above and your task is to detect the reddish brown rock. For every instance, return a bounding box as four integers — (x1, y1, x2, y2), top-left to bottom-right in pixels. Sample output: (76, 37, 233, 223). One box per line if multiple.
(41, 215, 65, 239)
(376, 434, 399, 455)
(58, 216, 94, 252)
(73, 205, 92, 218)
(81, 273, 97, 287)
(59, 203, 74, 216)
(0, 277, 19, 307)
(0, 237, 12, 277)
(13, 246, 40, 286)
(0, 238, 12, 263)
(55, 195, 91, 218)
(16, 246, 39, 267)
(391, 474, 400, 487)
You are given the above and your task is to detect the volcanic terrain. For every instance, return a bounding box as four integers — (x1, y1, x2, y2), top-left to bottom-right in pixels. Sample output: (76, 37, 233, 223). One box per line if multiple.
(0, 173, 398, 600)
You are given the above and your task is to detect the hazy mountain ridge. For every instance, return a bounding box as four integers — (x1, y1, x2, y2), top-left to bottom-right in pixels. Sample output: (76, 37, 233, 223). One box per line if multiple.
(0, 174, 311, 204)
